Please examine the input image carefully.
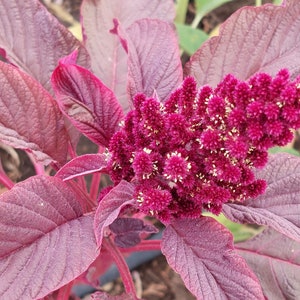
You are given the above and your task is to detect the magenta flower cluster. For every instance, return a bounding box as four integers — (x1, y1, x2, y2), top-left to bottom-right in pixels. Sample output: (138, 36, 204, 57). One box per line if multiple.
(108, 70, 300, 222)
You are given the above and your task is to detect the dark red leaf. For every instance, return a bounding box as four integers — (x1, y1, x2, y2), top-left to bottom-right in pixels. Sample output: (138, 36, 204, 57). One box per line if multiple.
(0, 175, 99, 299)
(161, 217, 264, 299)
(0, 0, 89, 93)
(94, 181, 135, 248)
(0, 61, 68, 166)
(223, 153, 300, 242)
(55, 153, 108, 181)
(51, 63, 124, 147)
(236, 228, 300, 299)
(185, 1, 300, 86)
(112, 19, 183, 102)
(81, 0, 175, 112)
(109, 218, 158, 248)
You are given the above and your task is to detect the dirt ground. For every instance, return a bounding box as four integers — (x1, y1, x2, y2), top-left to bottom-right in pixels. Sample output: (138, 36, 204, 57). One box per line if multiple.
(0, 0, 280, 299)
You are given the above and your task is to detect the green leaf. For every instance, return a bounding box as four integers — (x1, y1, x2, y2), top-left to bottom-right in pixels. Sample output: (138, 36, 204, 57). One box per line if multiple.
(273, 0, 283, 5)
(195, 0, 232, 17)
(175, 0, 189, 24)
(175, 23, 209, 55)
(203, 213, 262, 242)
(268, 146, 300, 156)
(191, 0, 232, 29)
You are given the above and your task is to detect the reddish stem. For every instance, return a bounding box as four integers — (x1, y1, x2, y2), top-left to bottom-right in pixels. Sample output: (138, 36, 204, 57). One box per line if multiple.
(0, 170, 14, 189)
(67, 141, 88, 194)
(104, 237, 137, 296)
(27, 152, 45, 175)
(121, 239, 161, 253)
(89, 171, 101, 201)
(68, 180, 95, 213)
(89, 146, 106, 202)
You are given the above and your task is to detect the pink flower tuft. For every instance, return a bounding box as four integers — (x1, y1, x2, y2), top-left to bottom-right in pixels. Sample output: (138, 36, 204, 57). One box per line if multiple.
(207, 96, 226, 116)
(179, 76, 197, 118)
(264, 102, 279, 120)
(281, 106, 299, 123)
(233, 81, 251, 108)
(200, 129, 221, 150)
(246, 101, 264, 118)
(265, 121, 283, 137)
(244, 179, 267, 199)
(247, 122, 264, 141)
(132, 151, 154, 178)
(108, 69, 300, 222)
(225, 138, 248, 159)
(228, 108, 246, 128)
(163, 153, 190, 182)
(138, 188, 172, 212)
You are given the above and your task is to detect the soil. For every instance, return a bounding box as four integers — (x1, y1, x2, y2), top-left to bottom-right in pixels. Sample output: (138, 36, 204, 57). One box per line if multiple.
(0, 0, 292, 299)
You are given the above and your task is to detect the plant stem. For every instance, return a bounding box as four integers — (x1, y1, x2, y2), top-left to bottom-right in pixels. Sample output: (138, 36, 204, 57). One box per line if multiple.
(256, 0, 262, 6)
(0, 171, 14, 189)
(0, 159, 14, 189)
(104, 237, 137, 296)
(175, 0, 189, 24)
(90, 146, 106, 202)
(89, 171, 101, 201)
(67, 142, 88, 194)
(191, 12, 204, 29)
(27, 152, 45, 175)
(121, 239, 161, 253)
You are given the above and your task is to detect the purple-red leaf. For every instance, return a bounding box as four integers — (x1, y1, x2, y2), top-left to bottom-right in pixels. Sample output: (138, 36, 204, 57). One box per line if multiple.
(236, 228, 300, 299)
(94, 181, 135, 248)
(0, 0, 89, 93)
(51, 63, 124, 147)
(116, 19, 183, 102)
(109, 218, 158, 248)
(81, 0, 175, 112)
(0, 175, 99, 299)
(0, 61, 68, 166)
(161, 217, 264, 299)
(223, 153, 300, 242)
(55, 153, 108, 181)
(184, 1, 300, 86)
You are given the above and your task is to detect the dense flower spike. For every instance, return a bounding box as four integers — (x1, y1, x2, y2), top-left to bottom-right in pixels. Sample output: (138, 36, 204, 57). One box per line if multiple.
(108, 70, 300, 222)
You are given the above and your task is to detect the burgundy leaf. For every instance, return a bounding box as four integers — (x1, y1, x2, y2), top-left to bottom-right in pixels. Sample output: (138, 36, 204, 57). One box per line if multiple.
(161, 217, 264, 299)
(55, 153, 108, 181)
(0, 0, 89, 93)
(56, 51, 84, 151)
(81, 0, 175, 112)
(109, 217, 158, 248)
(51, 63, 124, 147)
(184, 1, 300, 86)
(236, 228, 300, 299)
(0, 175, 99, 299)
(94, 181, 135, 248)
(0, 61, 68, 166)
(223, 153, 300, 242)
(114, 232, 141, 249)
(113, 19, 183, 102)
